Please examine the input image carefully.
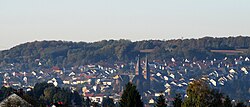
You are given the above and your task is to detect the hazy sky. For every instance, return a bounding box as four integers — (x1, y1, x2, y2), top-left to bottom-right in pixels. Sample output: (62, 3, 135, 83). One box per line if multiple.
(0, 0, 250, 50)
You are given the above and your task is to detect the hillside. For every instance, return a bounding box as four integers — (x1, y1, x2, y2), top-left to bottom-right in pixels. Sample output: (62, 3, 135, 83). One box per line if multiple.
(1, 36, 250, 70)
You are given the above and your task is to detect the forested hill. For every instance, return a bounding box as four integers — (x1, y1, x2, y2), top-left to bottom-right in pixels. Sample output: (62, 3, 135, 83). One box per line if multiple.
(1, 36, 250, 69)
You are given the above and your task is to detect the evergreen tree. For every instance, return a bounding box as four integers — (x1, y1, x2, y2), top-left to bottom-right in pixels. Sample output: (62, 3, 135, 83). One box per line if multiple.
(73, 91, 82, 106)
(82, 97, 86, 106)
(155, 94, 167, 107)
(173, 93, 182, 107)
(119, 82, 143, 107)
(102, 97, 115, 107)
(207, 89, 223, 107)
(85, 97, 91, 107)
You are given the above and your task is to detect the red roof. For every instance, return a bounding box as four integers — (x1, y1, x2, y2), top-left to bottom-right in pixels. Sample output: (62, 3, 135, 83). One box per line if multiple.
(52, 66, 60, 70)
(85, 93, 94, 97)
(95, 94, 105, 97)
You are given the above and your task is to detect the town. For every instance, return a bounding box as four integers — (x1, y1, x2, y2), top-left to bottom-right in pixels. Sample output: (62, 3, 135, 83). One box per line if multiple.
(0, 54, 249, 106)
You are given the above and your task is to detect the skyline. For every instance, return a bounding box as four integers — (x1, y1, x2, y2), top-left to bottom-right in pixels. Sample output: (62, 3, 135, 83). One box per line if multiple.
(1, 0, 250, 50)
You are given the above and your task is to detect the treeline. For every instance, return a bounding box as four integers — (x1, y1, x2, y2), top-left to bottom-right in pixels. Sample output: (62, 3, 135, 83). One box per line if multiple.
(121, 81, 248, 107)
(0, 81, 248, 107)
(0, 83, 82, 106)
(1, 36, 250, 70)
(0, 82, 115, 107)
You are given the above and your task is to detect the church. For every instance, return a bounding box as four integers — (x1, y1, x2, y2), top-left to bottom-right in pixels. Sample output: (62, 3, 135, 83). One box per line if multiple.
(132, 55, 151, 94)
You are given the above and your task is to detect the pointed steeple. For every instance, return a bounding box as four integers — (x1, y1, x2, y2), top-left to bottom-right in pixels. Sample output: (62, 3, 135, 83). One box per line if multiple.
(145, 55, 150, 80)
(145, 55, 151, 91)
(136, 55, 142, 76)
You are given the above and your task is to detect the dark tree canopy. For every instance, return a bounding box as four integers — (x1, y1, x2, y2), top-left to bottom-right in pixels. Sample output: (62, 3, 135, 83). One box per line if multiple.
(102, 97, 115, 107)
(155, 94, 167, 107)
(73, 91, 82, 106)
(119, 82, 143, 107)
(84, 97, 91, 107)
(0, 82, 84, 106)
(235, 102, 247, 107)
(1, 36, 250, 70)
(173, 93, 182, 107)
(224, 95, 232, 107)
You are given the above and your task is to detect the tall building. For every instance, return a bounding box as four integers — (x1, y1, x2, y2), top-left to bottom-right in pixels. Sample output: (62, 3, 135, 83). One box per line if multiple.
(145, 55, 150, 80)
(134, 55, 144, 94)
(135, 55, 142, 76)
(145, 55, 150, 90)
(132, 55, 151, 94)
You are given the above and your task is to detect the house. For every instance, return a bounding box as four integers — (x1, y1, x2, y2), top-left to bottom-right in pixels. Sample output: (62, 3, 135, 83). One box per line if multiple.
(52, 66, 62, 73)
(101, 79, 112, 86)
(91, 94, 105, 104)
(0, 93, 33, 107)
(85, 93, 105, 104)
(148, 98, 155, 104)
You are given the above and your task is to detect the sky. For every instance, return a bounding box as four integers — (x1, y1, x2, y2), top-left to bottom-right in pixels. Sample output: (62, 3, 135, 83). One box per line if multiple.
(0, 0, 250, 50)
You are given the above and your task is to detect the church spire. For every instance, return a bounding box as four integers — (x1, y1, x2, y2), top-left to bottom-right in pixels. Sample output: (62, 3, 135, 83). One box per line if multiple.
(145, 55, 151, 91)
(136, 55, 142, 76)
(145, 55, 150, 80)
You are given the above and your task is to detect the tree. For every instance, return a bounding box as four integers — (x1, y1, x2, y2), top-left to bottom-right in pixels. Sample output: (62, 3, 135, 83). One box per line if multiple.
(85, 97, 91, 107)
(92, 102, 100, 107)
(173, 93, 182, 107)
(102, 97, 115, 107)
(33, 82, 54, 99)
(0, 83, 84, 107)
(235, 102, 247, 107)
(182, 79, 210, 107)
(73, 91, 82, 106)
(53, 91, 68, 105)
(223, 95, 232, 107)
(155, 94, 167, 107)
(119, 82, 143, 107)
(44, 87, 56, 101)
(182, 79, 224, 107)
(209, 90, 224, 107)
(22, 94, 39, 107)
(3, 37, 250, 70)
(0, 86, 14, 100)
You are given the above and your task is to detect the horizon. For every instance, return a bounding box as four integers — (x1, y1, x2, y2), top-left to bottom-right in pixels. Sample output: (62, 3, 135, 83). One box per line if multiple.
(1, 35, 248, 51)
(1, 0, 250, 50)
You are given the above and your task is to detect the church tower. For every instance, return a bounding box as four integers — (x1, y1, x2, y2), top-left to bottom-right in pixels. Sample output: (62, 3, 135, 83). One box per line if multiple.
(145, 55, 150, 90)
(134, 55, 143, 94)
(145, 56, 150, 81)
(135, 55, 142, 76)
